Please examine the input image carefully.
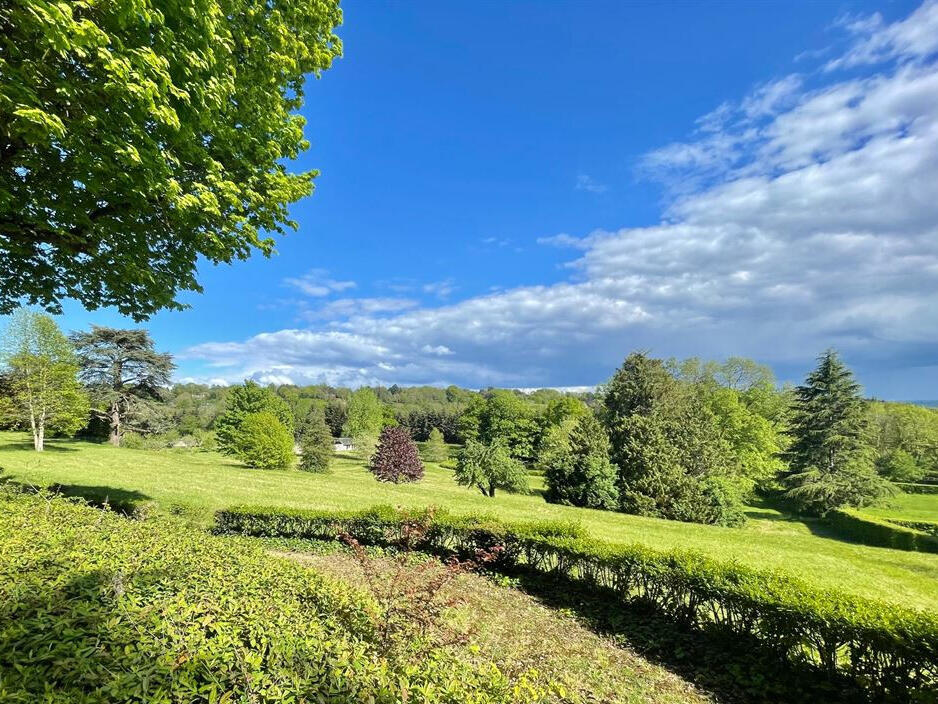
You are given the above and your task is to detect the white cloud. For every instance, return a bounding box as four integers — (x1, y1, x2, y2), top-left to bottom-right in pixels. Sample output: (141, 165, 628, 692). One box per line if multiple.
(283, 268, 356, 297)
(183, 3, 938, 396)
(575, 173, 608, 194)
(825, 1, 938, 71)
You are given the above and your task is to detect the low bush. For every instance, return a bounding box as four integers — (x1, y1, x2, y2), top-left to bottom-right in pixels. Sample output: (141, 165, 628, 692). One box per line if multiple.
(896, 482, 938, 495)
(826, 509, 938, 553)
(0, 493, 547, 703)
(216, 504, 938, 702)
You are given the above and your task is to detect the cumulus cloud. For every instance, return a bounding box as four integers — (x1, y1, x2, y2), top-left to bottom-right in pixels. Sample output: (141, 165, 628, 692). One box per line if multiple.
(183, 2, 938, 396)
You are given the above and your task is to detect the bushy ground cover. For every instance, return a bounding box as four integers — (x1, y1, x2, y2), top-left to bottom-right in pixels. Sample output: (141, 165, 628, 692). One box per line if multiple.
(215, 504, 938, 702)
(3, 432, 938, 610)
(0, 491, 554, 703)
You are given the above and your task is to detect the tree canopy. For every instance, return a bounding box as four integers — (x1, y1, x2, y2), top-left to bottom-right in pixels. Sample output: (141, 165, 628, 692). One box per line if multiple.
(1, 310, 88, 450)
(71, 326, 173, 445)
(0, 0, 342, 319)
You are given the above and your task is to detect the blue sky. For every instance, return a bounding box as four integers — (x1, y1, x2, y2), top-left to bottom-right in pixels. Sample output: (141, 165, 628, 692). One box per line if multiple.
(53, 0, 938, 397)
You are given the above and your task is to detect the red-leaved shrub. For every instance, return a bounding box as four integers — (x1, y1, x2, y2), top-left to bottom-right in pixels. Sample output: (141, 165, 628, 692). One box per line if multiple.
(369, 427, 424, 483)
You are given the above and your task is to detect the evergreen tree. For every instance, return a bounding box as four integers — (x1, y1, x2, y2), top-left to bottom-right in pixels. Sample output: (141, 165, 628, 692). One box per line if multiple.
(1, 311, 89, 450)
(602, 352, 742, 525)
(298, 407, 333, 473)
(545, 414, 618, 510)
(215, 381, 294, 455)
(369, 426, 423, 483)
(71, 326, 174, 446)
(783, 350, 893, 514)
(423, 427, 448, 463)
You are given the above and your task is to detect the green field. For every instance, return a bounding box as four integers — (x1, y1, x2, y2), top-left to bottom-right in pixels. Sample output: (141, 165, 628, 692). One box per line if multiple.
(4, 431, 938, 611)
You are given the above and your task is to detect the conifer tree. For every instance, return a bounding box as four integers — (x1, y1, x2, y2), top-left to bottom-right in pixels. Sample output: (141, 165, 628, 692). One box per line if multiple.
(299, 407, 333, 473)
(784, 350, 893, 514)
(423, 427, 448, 463)
(545, 414, 618, 509)
(71, 326, 174, 446)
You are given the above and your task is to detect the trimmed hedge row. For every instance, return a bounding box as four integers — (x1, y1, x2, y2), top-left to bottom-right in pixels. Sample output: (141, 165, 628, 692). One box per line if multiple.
(216, 504, 938, 701)
(0, 493, 547, 703)
(897, 482, 938, 495)
(826, 509, 938, 554)
(888, 518, 938, 538)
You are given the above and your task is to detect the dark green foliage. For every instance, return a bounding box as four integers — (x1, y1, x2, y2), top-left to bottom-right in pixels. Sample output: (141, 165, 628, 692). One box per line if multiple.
(324, 398, 348, 437)
(544, 415, 618, 510)
(895, 482, 938, 495)
(0, 0, 343, 320)
(215, 381, 294, 455)
(298, 407, 332, 473)
(825, 509, 938, 554)
(0, 493, 533, 703)
(454, 440, 529, 497)
(234, 412, 295, 470)
(784, 351, 893, 515)
(603, 353, 742, 526)
(217, 504, 938, 701)
(71, 326, 174, 446)
(369, 426, 423, 483)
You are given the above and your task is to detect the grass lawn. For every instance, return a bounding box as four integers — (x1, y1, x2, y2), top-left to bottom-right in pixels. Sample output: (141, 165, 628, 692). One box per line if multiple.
(4, 431, 938, 611)
(862, 491, 938, 523)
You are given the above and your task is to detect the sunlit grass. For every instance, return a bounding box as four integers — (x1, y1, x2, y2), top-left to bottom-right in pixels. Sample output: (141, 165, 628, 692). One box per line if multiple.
(4, 431, 938, 610)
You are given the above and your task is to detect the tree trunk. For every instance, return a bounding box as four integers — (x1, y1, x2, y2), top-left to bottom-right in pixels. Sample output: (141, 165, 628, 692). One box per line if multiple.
(109, 402, 121, 446)
(36, 423, 44, 452)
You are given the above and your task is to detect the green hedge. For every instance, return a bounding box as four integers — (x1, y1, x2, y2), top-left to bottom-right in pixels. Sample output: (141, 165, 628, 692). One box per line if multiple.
(216, 504, 938, 702)
(896, 482, 938, 495)
(826, 509, 938, 554)
(888, 518, 938, 538)
(0, 493, 547, 703)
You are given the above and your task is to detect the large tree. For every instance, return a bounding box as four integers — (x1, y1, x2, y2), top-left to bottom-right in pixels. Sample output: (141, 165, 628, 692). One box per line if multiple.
(544, 414, 618, 510)
(783, 350, 892, 515)
(0, 0, 342, 319)
(342, 387, 384, 451)
(1, 310, 88, 450)
(71, 326, 174, 446)
(602, 352, 742, 525)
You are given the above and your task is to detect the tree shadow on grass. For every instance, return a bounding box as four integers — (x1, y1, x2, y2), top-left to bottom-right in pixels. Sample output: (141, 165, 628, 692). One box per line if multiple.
(498, 566, 872, 704)
(1, 479, 151, 515)
(0, 440, 80, 452)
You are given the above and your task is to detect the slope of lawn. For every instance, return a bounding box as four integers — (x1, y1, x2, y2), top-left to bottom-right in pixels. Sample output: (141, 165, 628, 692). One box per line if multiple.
(4, 431, 938, 611)
(862, 491, 938, 523)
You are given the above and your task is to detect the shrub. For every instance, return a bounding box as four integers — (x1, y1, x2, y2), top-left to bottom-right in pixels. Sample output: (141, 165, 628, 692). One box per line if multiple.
(370, 426, 423, 483)
(216, 504, 938, 701)
(455, 440, 529, 497)
(1, 493, 545, 703)
(826, 509, 938, 553)
(235, 411, 295, 470)
(544, 414, 618, 510)
(298, 407, 333, 473)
